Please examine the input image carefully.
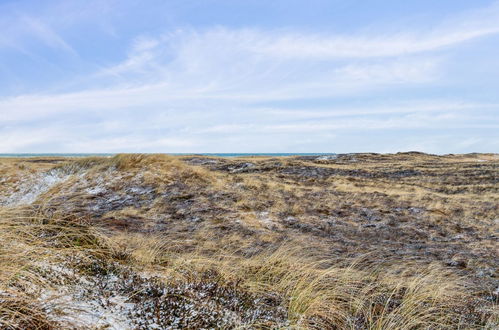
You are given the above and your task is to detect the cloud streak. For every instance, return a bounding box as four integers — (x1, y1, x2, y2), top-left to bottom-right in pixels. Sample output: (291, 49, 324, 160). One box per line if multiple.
(1, 1, 499, 153)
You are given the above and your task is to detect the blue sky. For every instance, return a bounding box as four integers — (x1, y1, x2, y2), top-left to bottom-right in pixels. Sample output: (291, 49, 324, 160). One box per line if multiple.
(0, 0, 498, 153)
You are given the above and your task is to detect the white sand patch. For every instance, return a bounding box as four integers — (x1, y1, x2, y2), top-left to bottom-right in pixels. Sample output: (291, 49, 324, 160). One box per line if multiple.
(256, 211, 277, 229)
(41, 289, 135, 330)
(1, 170, 71, 206)
(85, 185, 107, 195)
(34, 263, 136, 329)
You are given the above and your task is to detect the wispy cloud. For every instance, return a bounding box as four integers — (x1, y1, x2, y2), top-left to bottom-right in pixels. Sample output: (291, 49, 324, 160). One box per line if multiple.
(0, 13, 76, 56)
(20, 16, 77, 54)
(102, 3, 499, 80)
(1, 1, 499, 153)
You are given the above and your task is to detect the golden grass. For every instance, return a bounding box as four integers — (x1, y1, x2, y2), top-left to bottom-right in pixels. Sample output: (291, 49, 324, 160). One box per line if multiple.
(95, 235, 471, 329)
(1, 205, 483, 329)
(0, 153, 497, 328)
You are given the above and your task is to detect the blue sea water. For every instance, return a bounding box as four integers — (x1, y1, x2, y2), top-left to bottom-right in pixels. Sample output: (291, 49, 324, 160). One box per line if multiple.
(0, 153, 335, 158)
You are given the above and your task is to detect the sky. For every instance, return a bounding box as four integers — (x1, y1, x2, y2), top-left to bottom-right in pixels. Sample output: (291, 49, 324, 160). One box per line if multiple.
(0, 0, 498, 154)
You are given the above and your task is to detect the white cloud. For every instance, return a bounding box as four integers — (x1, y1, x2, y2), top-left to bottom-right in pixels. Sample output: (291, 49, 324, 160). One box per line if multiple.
(65, 136, 198, 153)
(198, 111, 498, 135)
(0, 55, 442, 125)
(265, 101, 496, 119)
(248, 28, 499, 59)
(1, 1, 499, 153)
(0, 126, 64, 152)
(250, 1, 499, 59)
(20, 16, 76, 54)
(0, 13, 76, 56)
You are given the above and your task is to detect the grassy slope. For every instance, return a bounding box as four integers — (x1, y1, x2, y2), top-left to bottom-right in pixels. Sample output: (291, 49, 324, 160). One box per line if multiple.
(0, 153, 497, 329)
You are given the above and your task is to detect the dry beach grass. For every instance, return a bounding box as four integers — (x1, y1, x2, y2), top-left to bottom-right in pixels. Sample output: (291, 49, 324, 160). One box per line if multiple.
(0, 153, 497, 329)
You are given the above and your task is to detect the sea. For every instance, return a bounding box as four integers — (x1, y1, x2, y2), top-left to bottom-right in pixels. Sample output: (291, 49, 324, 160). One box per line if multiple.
(0, 153, 335, 158)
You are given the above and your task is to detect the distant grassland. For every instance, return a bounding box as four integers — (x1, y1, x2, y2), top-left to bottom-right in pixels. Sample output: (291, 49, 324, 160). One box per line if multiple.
(0, 153, 498, 329)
